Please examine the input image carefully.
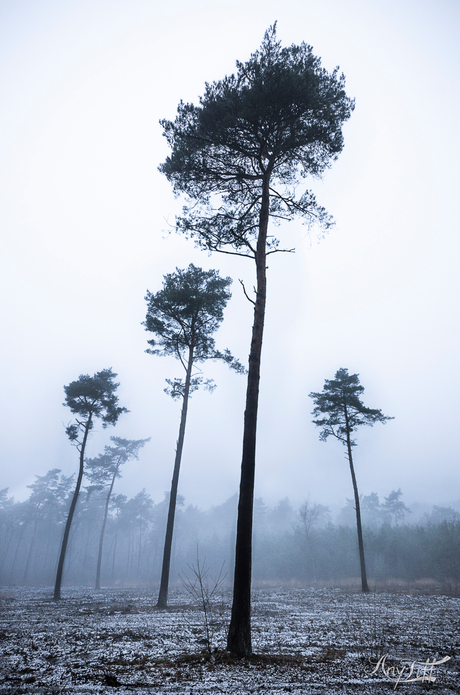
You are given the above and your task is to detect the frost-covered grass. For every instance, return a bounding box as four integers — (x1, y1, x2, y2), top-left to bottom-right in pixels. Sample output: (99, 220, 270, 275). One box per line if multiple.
(0, 586, 458, 693)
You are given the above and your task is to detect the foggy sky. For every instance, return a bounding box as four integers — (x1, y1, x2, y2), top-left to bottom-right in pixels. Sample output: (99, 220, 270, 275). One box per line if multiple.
(1, 0, 459, 514)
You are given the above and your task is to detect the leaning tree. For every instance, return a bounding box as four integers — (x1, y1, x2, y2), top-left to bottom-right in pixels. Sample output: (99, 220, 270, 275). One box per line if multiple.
(54, 368, 128, 600)
(309, 368, 393, 592)
(86, 436, 150, 589)
(158, 24, 354, 654)
(144, 264, 244, 608)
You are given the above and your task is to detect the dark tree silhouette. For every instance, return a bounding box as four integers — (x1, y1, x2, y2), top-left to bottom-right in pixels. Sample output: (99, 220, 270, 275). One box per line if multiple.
(53, 368, 128, 600)
(144, 264, 244, 608)
(158, 25, 354, 654)
(86, 437, 150, 589)
(309, 368, 393, 592)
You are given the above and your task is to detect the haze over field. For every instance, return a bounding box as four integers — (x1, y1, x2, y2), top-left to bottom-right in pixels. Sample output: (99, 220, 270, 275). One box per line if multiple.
(1, 0, 459, 513)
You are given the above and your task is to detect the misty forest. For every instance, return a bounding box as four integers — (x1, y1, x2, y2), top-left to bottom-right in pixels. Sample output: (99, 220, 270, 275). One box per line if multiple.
(2, 18, 459, 695)
(2, 479, 460, 591)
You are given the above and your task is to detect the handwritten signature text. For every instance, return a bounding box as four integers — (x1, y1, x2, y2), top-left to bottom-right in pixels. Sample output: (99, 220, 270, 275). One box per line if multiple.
(368, 653, 450, 688)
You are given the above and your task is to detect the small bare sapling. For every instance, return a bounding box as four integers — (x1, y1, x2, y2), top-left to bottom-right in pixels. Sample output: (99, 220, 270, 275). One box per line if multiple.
(180, 550, 227, 654)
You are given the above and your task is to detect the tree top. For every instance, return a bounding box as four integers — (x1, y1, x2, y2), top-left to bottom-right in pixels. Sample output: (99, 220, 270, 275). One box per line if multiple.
(144, 264, 238, 365)
(309, 368, 393, 445)
(159, 25, 355, 256)
(63, 368, 128, 428)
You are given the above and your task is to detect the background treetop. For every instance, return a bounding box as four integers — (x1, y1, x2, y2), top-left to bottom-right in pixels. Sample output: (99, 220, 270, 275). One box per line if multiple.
(63, 368, 129, 433)
(309, 368, 394, 447)
(86, 437, 151, 486)
(159, 24, 355, 257)
(144, 264, 244, 371)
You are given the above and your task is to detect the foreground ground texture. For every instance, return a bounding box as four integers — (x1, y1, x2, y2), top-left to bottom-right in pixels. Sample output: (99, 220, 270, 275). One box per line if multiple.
(0, 586, 458, 693)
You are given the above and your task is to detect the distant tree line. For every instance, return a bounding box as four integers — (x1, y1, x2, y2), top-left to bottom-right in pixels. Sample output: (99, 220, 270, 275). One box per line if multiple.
(1, 480, 459, 592)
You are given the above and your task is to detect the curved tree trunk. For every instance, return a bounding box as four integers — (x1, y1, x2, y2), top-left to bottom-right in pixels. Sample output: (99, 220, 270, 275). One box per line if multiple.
(95, 466, 118, 589)
(345, 431, 369, 592)
(157, 346, 194, 608)
(227, 173, 270, 656)
(54, 416, 91, 601)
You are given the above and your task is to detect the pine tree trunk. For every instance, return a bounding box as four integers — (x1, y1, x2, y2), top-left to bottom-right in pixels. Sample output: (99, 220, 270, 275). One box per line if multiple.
(346, 433, 369, 592)
(54, 416, 91, 600)
(157, 346, 194, 608)
(95, 467, 118, 589)
(227, 173, 270, 656)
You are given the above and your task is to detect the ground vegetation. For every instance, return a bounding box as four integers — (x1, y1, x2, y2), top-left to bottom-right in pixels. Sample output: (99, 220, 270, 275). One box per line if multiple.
(1, 586, 458, 693)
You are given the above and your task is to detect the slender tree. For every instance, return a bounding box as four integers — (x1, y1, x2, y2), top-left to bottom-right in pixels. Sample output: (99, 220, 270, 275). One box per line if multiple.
(86, 436, 150, 589)
(309, 368, 393, 592)
(158, 25, 354, 654)
(144, 264, 244, 608)
(53, 368, 128, 600)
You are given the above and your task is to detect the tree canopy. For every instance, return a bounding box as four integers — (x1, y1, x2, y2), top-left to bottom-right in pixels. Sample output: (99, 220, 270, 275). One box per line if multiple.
(64, 368, 128, 442)
(309, 368, 394, 447)
(145, 264, 241, 360)
(86, 437, 150, 487)
(144, 264, 244, 398)
(159, 23, 354, 258)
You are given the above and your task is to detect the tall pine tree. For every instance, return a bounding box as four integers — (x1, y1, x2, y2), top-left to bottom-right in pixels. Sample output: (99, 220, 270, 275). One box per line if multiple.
(159, 25, 354, 654)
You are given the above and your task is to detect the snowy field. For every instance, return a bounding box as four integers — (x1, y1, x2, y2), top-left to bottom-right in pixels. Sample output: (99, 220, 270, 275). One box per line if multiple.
(1, 586, 459, 693)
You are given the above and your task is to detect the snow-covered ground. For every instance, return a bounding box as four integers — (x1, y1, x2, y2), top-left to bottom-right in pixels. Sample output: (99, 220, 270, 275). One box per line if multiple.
(1, 586, 458, 693)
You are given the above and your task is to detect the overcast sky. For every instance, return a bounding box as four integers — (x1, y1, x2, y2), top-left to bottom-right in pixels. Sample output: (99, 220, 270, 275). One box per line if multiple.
(1, 0, 459, 515)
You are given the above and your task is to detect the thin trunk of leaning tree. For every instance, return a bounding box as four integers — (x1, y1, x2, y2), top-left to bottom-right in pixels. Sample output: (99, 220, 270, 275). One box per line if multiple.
(95, 465, 118, 590)
(157, 345, 194, 608)
(54, 415, 92, 601)
(344, 407, 369, 593)
(227, 173, 270, 656)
